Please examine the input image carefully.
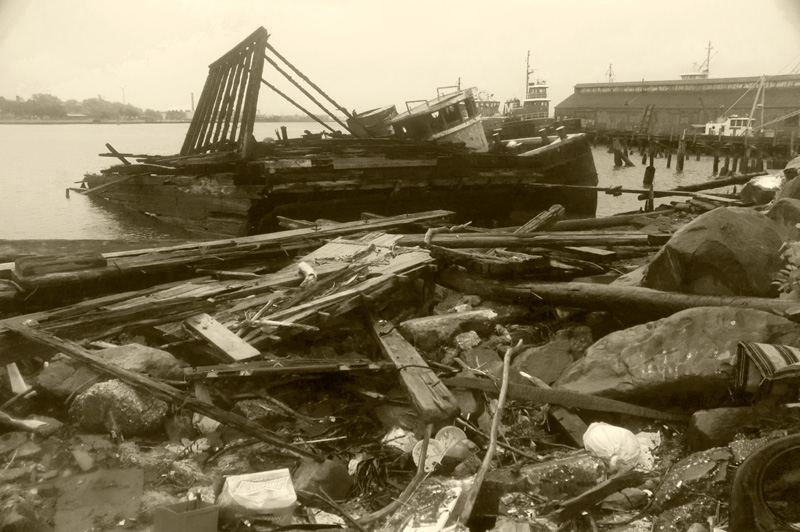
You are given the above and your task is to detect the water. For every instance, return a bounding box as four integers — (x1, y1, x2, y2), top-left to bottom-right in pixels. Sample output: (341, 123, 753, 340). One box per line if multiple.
(0, 123, 726, 239)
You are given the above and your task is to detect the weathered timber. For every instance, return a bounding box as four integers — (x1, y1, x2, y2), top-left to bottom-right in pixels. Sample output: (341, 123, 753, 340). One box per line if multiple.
(5, 323, 322, 461)
(514, 204, 565, 233)
(7, 210, 452, 294)
(669, 172, 765, 193)
(523, 182, 734, 200)
(436, 269, 800, 324)
(549, 209, 676, 232)
(15, 253, 107, 278)
(105, 143, 131, 166)
(397, 232, 670, 249)
(184, 359, 395, 380)
(185, 313, 261, 362)
(0, 239, 198, 263)
(442, 376, 686, 421)
(370, 316, 460, 423)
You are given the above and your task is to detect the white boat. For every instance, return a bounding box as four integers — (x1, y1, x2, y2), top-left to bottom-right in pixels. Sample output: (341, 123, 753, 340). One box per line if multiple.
(704, 114, 755, 136)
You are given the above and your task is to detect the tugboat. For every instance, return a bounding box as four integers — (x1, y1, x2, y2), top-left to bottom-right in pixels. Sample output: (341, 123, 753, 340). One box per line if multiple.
(487, 51, 581, 143)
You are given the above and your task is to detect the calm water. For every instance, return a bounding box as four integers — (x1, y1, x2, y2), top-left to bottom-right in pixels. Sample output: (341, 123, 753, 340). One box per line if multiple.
(0, 123, 725, 239)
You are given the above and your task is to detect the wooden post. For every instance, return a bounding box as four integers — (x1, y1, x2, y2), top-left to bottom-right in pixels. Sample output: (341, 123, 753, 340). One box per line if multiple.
(556, 126, 567, 141)
(732, 156, 739, 175)
(713, 146, 720, 176)
(676, 133, 685, 172)
(613, 138, 623, 167)
(791, 131, 796, 158)
(722, 154, 730, 176)
(666, 150, 672, 169)
(280, 125, 288, 140)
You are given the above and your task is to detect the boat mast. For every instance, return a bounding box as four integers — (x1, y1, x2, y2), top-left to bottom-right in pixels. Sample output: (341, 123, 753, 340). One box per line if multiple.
(525, 50, 531, 99)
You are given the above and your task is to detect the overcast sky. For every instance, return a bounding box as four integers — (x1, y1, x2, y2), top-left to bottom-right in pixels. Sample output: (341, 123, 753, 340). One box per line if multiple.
(2, 0, 800, 117)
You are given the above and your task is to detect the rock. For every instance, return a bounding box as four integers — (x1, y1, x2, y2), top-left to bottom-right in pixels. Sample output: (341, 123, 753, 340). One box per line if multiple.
(69, 379, 168, 435)
(293, 458, 353, 502)
(164, 412, 196, 442)
(71, 448, 95, 472)
(399, 309, 499, 352)
(777, 166, 800, 202)
(454, 331, 482, 352)
(232, 399, 288, 425)
(651, 447, 732, 513)
(511, 327, 594, 385)
(686, 524, 709, 532)
(0, 468, 28, 484)
(0, 497, 49, 532)
(555, 307, 800, 405)
(28, 415, 64, 438)
(36, 343, 185, 399)
(0, 433, 29, 456)
(14, 441, 41, 460)
(474, 467, 528, 516)
(451, 389, 482, 416)
(463, 346, 500, 370)
(511, 345, 572, 385)
(740, 174, 783, 205)
(601, 487, 650, 510)
(686, 407, 757, 451)
(35, 354, 99, 400)
(767, 197, 800, 241)
(641, 207, 783, 297)
(652, 499, 717, 532)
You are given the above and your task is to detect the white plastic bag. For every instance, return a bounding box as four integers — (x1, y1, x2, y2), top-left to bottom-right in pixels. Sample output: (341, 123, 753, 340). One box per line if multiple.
(582, 422, 641, 471)
(217, 469, 296, 515)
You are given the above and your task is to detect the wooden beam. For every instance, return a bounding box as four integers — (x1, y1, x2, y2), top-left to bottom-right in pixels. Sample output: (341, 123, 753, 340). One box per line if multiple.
(443, 376, 686, 422)
(437, 268, 800, 324)
(4, 323, 322, 462)
(370, 315, 460, 423)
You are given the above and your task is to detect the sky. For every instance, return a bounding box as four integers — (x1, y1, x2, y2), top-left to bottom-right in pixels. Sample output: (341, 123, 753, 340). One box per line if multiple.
(2, 0, 800, 117)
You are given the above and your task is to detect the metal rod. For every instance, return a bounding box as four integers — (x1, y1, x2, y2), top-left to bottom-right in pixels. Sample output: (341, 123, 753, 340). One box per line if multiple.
(262, 53, 354, 134)
(265, 41, 353, 119)
(261, 78, 337, 134)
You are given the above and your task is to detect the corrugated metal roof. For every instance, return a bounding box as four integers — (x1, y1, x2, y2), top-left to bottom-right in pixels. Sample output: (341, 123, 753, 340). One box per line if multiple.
(556, 86, 800, 111)
(574, 73, 800, 89)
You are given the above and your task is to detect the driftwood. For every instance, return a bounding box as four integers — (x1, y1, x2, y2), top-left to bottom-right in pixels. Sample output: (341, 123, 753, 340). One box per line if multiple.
(549, 209, 676, 232)
(398, 232, 670, 249)
(5, 323, 322, 462)
(443, 376, 687, 422)
(437, 268, 800, 324)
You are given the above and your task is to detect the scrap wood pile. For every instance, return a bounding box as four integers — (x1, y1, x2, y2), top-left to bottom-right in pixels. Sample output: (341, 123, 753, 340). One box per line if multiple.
(3, 203, 800, 532)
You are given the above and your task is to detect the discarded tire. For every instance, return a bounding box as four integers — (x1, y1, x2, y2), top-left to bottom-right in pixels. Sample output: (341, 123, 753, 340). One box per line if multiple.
(730, 433, 800, 532)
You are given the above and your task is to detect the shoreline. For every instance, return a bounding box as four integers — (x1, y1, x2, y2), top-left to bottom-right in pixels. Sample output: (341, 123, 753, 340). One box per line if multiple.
(0, 118, 335, 125)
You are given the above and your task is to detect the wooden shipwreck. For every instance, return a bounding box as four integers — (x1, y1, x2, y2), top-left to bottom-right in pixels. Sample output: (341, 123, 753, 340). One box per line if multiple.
(78, 27, 599, 238)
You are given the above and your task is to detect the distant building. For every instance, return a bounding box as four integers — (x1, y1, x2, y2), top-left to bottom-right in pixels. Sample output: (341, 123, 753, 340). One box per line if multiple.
(554, 73, 800, 135)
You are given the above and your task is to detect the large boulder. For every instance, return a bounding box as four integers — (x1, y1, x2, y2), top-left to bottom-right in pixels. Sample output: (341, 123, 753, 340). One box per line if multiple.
(36, 344, 185, 399)
(767, 197, 800, 241)
(554, 307, 800, 406)
(69, 379, 168, 435)
(511, 326, 594, 384)
(640, 207, 783, 297)
(740, 174, 783, 205)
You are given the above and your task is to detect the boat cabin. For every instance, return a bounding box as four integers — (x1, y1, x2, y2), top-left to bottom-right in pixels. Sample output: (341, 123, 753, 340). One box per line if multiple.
(704, 115, 755, 136)
(388, 88, 489, 151)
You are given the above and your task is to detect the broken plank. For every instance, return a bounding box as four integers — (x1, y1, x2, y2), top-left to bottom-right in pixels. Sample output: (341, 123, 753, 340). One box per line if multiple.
(185, 313, 261, 362)
(5, 323, 321, 461)
(370, 315, 459, 423)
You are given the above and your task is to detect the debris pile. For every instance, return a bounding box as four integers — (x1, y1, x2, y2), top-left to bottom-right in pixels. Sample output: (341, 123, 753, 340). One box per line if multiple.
(2, 188, 800, 532)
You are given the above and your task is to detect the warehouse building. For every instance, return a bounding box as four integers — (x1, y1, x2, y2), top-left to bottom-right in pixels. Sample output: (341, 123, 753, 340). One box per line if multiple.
(554, 73, 800, 135)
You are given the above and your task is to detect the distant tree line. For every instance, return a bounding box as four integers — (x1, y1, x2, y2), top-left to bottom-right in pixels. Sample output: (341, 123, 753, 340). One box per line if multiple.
(0, 93, 185, 121)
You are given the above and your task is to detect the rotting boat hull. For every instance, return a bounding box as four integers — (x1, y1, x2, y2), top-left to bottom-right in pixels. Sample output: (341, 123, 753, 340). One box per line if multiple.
(82, 134, 598, 238)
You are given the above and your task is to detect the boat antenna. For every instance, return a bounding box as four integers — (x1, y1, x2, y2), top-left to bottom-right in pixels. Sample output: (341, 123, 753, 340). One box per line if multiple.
(525, 50, 531, 98)
(606, 63, 615, 83)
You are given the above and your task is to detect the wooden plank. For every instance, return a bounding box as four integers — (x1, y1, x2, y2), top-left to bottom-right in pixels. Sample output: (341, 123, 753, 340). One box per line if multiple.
(15, 253, 107, 278)
(370, 315, 459, 423)
(184, 359, 395, 380)
(185, 313, 260, 362)
(4, 323, 321, 461)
